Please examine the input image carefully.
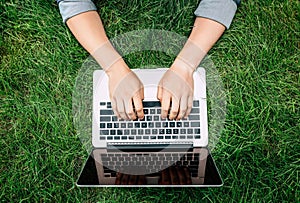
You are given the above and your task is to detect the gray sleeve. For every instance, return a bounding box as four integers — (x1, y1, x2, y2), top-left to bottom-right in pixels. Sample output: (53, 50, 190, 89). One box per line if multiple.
(194, 0, 238, 29)
(57, 0, 97, 23)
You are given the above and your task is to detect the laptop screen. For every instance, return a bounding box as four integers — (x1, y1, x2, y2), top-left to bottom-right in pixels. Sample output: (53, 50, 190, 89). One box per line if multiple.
(77, 147, 222, 187)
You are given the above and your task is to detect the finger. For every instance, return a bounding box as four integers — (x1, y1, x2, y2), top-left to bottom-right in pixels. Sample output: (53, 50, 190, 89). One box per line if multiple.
(177, 96, 188, 120)
(169, 167, 179, 185)
(133, 94, 144, 120)
(161, 168, 171, 185)
(161, 91, 171, 119)
(125, 98, 136, 120)
(128, 175, 137, 185)
(140, 86, 144, 100)
(176, 166, 186, 185)
(117, 99, 128, 120)
(184, 95, 193, 118)
(157, 85, 163, 101)
(115, 173, 122, 185)
(169, 96, 179, 120)
(121, 174, 129, 185)
(183, 167, 192, 185)
(111, 98, 120, 118)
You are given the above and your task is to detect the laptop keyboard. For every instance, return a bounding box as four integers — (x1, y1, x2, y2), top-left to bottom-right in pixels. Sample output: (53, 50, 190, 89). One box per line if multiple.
(101, 152, 200, 177)
(99, 100, 201, 141)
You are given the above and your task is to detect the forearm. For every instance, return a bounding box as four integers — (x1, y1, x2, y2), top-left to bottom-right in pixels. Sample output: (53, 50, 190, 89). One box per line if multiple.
(67, 11, 112, 54)
(172, 17, 225, 74)
(66, 11, 125, 73)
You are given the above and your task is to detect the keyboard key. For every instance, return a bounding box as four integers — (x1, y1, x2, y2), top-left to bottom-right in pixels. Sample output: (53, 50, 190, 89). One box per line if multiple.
(131, 129, 137, 135)
(193, 100, 199, 107)
(114, 123, 119, 128)
(194, 135, 201, 139)
(172, 135, 178, 139)
(146, 116, 152, 121)
(100, 130, 109, 135)
(112, 116, 118, 121)
(142, 101, 161, 108)
(148, 122, 154, 128)
(121, 136, 127, 140)
(166, 129, 172, 134)
(191, 122, 200, 127)
(180, 135, 186, 139)
(136, 136, 142, 140)
(191, 108, 200, 113)
(195, 128, 201, 134)
(114, 136, 120, 140)
(134, 123, 140, 128)
(100, 102, 106, 106)
(117, 130, 123, 135)
(163, 122, 168, 127)
(184, 122, 189, 127)
(128, 123, 133, 128)
(107, 136, 113, 140)
(188, 129, 193, 134)
(100, 123, 105, 128)
(100, 136, 106, 140)
(145, 129, 151, 134)
(170, 122, 175, 127)
(100, 110, 113, 115)
(107, 102, 112, 108)
(180, 129, 186, 134)
(155, 122, 161, 128)
(107, 123, 112, 128)
(187, 135, 193, 139)
(165, 136, 171, 139)
(138, 129, 144, 134)
(150, 109, 156, 114)
(154, 115, 159, 121)
(143, 109, 149, 114)
(100, 116, 110, 122)
(143, 136, 149, 139)
(176, 122, 182, 127)
(110, 130, 116, 135)
(124, 130, 130, 135)
(157, 109, 161, 114)
(152, 129, 158, 134)
(173, 129, 179, 134)
(142, 122, 147, 128)
(129, 136, 134, 140)
(188, 115, 200, 120)
(121, 123, 126, 128)
(159, 129, 165, 134)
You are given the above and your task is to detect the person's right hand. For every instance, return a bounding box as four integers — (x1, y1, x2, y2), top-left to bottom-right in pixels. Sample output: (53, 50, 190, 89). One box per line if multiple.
(106, 60, 144, 120)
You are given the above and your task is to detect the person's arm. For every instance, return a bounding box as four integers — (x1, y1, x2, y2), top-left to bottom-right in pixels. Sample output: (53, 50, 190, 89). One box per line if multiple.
(158, 0, 238, 120)
(57, 1, 144, 120)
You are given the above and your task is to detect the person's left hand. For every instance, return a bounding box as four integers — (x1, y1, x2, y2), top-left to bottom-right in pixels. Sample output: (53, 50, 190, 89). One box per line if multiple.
(157, 60, 194, 120)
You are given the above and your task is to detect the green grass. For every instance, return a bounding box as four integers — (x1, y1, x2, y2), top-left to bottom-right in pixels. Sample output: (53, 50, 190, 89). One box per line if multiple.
(1, 0, 299, 202)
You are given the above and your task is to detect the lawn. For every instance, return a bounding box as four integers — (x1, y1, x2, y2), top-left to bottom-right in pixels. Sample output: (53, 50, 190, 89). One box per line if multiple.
(1, 0, 299, 202)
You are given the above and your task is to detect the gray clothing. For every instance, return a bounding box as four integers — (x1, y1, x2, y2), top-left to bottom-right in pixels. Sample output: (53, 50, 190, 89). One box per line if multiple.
(57, 0, 238, 29)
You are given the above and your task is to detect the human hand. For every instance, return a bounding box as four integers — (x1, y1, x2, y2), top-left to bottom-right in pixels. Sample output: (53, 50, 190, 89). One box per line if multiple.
(106, 60, 144, 120)
(157, 60, 194, 120)
(115, 173, 147, 185)
(158, 166, 192, 185)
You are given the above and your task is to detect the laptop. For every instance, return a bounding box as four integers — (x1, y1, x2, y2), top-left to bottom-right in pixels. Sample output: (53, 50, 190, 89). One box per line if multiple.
(76, 68, 223, 186)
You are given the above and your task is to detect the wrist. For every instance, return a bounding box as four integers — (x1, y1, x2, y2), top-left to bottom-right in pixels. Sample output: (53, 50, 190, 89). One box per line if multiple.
(106, 59, 131, 78)
(171, 58, 195, 76)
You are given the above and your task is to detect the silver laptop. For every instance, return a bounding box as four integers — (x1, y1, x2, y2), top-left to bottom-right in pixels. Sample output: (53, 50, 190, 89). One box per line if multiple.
(76, 68, 223, 186)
